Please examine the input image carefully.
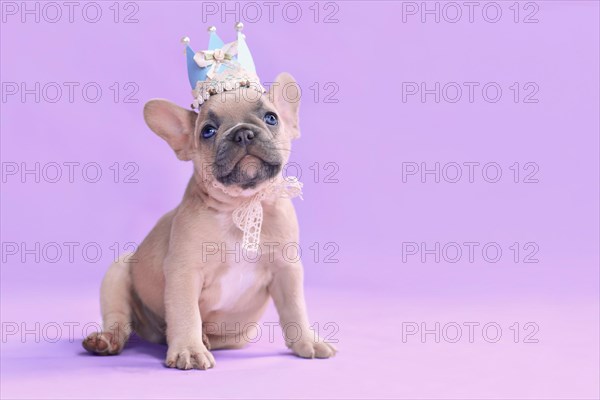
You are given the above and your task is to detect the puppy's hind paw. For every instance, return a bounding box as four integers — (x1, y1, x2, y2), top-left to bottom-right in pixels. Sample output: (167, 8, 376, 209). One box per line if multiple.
(82, 332, 124, 356)
(202, 331, 211, 350)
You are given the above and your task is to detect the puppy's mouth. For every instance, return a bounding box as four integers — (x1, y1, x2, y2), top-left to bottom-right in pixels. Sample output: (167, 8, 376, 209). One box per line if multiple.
(215, 153, 281, 189)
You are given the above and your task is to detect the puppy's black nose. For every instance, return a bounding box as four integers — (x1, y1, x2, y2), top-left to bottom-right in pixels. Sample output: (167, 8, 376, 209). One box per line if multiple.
(232, 129, 255, 146)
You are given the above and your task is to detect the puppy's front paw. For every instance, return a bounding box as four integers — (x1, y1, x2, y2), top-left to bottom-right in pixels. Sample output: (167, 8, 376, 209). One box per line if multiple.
(165, 344, 215, 370)
(291, 340, 337, 359)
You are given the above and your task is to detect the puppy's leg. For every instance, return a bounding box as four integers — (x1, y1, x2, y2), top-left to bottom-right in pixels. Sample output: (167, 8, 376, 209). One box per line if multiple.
(269, 264, 337, 359)
(83, 255, 133, 355)
(163, 257, 215, 370)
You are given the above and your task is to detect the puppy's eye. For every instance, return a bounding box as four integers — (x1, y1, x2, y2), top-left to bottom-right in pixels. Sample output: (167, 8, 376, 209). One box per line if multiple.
(201, 125, 217, 139)
(264, 112, 278, 126)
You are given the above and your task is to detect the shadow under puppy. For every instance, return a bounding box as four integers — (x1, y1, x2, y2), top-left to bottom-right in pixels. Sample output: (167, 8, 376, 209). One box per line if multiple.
(82, 73, 336, 370)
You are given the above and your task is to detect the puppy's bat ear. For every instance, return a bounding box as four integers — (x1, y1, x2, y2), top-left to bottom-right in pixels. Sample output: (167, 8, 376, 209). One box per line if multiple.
(143, 99, 197, 161)
(268, 73, 300, 139)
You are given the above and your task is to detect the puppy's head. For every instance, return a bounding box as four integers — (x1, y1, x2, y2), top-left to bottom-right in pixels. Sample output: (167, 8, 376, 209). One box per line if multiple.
(143, 73, 300, 195)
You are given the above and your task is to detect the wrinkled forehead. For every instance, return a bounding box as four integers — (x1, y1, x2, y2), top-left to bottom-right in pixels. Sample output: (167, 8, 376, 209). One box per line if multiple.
(198, 89, 275, 122)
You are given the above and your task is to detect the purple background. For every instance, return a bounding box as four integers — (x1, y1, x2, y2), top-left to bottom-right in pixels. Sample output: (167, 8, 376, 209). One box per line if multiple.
(1, 1, 599, 399)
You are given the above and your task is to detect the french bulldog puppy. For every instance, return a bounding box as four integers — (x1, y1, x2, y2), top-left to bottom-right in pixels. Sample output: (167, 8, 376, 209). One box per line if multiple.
(82, 73, 336, 370)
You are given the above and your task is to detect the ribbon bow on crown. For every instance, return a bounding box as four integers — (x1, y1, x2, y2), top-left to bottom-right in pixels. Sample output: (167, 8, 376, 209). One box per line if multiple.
(193, 42, 238, 79)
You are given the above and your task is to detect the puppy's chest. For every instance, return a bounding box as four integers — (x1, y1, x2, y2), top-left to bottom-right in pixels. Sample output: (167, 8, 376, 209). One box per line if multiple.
(209, 259, 268, 311)
(201, 228, 272, 312)
(202, 216, 272, 311)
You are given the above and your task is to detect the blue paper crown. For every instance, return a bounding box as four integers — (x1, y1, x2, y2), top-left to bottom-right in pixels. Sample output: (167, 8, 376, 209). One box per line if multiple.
(182, 23, 263, 107)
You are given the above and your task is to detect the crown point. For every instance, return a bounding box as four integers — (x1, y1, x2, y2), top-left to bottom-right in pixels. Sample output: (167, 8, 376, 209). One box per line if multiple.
(235, 22, 244, 31)
(208, 26, 217, 32)
(181, 36, 190, 45)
